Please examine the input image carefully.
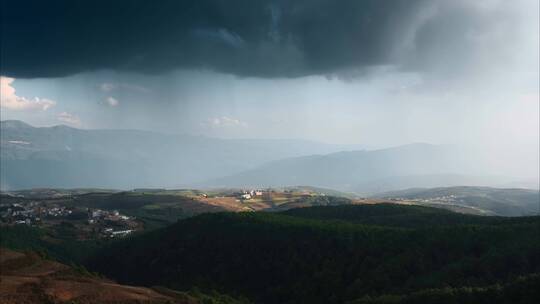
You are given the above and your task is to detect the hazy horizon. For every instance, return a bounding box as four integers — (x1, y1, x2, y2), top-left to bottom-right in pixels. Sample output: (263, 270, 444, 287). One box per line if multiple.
(1, 118, 455, 149)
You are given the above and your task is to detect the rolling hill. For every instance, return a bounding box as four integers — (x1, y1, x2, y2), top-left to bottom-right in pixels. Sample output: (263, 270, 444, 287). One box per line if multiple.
(373, 186, 540, 216)
(86, 204, 540, 304)
(3, 201, 539, 303)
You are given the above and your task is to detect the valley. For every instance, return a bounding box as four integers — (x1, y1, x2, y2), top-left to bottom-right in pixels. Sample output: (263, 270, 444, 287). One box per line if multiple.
(2, 185, 538, 256)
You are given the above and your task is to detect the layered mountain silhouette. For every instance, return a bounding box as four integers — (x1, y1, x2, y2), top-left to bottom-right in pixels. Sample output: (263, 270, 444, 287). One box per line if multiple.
(1, 120, 523, 192)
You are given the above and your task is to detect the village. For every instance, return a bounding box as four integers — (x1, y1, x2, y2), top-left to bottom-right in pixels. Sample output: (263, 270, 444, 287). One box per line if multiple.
(235, 189, 265, 200)
(0, 199, 141, 239)
(389, 194, 462, 204)
(0, 187, 338, 238)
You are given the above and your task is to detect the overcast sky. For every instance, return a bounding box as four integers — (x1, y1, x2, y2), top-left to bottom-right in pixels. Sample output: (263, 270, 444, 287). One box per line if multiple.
(1, 0, 538, 178)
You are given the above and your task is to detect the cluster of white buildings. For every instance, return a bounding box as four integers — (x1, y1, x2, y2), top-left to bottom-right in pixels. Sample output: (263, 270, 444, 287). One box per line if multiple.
(47, 206, 73, 217)
(87, 208, 132, 224)
(238, 189, 265, 200)
(87, 209, 137, 238)
(0, 201, 73, 225)
(102, 227, 133, 238)
(0, 200, 138, 239)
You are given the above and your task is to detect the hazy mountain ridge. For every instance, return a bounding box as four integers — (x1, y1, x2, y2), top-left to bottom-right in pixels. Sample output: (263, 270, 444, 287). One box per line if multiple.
(0, 120, 362, 190)
(1, 120, 532, 193)
(203, 144, 520, 193)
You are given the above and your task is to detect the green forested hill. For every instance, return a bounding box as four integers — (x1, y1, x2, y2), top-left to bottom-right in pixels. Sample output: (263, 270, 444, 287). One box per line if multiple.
(282, 204, 538, 228)
(0, 224, 104, 264)
(86, 204, 540, 304)
(351, 274, 540, 304)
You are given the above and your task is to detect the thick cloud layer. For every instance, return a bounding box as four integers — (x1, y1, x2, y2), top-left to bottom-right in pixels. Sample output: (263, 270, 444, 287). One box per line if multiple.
(4, 0, 531, 78)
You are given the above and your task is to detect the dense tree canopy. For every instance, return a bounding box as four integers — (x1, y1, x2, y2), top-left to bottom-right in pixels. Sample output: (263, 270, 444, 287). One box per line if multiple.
(86, 205, 540, 303)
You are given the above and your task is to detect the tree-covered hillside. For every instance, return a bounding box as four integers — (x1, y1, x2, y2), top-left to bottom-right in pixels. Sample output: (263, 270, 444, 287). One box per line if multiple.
(86, 204, 540, 304)
(282, 204, 538, 228)
(351, 274, 539, 304)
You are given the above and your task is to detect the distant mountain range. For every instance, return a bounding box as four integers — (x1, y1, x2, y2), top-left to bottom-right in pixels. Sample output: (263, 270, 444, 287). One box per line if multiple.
(203, 144, 527, 194)
(1, 120, 534, 192)
(0, 120, 362, 190)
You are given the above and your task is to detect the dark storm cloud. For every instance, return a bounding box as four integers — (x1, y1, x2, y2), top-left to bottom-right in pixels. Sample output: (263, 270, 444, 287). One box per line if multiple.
(0, 0, 529, 78)
(0, 0, 430, 78)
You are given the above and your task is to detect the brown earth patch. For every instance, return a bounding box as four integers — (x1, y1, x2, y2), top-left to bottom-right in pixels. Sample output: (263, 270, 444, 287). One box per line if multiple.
(0, 248, 197, 304)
